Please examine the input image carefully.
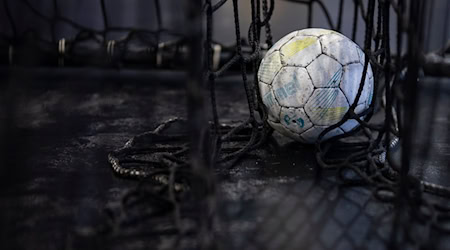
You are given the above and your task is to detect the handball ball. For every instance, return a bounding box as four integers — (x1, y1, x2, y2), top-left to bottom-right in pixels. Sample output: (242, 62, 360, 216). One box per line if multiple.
(258, 28, 374, 143)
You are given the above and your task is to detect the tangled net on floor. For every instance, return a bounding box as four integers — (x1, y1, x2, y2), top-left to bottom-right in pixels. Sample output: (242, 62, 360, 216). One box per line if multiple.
(104, 1, 450, 249)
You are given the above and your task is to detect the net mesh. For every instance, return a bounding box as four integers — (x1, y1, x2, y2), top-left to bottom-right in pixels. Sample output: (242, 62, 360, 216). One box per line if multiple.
(1, 0, 450, 249)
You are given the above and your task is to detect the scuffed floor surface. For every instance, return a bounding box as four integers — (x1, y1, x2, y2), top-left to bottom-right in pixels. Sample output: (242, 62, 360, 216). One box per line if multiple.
(0, 69, 449, 250)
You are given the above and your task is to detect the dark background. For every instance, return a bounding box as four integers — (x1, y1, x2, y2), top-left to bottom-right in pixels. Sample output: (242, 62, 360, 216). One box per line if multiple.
(0, 0, 449, 50)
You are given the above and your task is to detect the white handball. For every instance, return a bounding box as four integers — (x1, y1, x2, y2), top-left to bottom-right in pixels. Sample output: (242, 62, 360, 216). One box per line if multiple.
(258, 28, 374, 144)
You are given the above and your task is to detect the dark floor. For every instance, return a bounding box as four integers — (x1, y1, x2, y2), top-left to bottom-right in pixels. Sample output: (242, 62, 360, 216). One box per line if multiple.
(0, 68, 449, 250)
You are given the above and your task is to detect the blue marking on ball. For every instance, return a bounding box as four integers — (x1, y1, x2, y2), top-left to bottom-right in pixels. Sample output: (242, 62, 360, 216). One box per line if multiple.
(284, 114, 305, 128)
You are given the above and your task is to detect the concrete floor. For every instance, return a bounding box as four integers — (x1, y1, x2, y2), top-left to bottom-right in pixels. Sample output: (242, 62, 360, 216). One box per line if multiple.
(0, 68, 448, 250)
